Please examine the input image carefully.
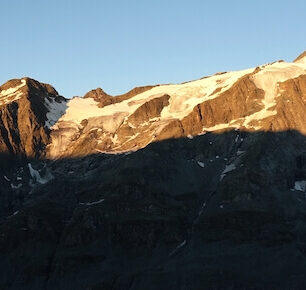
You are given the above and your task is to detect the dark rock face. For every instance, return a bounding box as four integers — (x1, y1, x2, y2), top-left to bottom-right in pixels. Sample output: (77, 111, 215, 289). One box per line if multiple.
(127, 94, 170, 125)
(0, 130, 306, 289)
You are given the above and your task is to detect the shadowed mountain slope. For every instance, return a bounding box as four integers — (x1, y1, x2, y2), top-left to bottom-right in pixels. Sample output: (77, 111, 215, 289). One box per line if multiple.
(0, 130, 306, 289)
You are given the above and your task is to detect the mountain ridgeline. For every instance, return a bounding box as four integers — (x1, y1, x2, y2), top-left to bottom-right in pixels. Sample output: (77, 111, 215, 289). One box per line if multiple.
(0, 52, 305, 159)
(0, 52, 305, 289)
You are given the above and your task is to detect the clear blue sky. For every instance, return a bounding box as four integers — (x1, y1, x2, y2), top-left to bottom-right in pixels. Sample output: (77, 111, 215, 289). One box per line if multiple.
(1, 0, 305, 98)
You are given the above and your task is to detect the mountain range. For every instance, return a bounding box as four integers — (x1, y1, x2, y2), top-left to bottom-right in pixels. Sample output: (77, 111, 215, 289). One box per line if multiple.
(0, 51, 305, 289)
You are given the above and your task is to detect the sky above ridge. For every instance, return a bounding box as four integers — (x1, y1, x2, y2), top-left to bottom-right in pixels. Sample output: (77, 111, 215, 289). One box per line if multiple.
(1, 0, 306, 98)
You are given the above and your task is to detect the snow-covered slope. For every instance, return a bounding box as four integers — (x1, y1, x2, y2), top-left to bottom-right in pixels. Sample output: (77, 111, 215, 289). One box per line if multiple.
(242, 60, 306, 129)
(44, 97, 68, 128)
(53, 67, 252, 130)
(46, 52, 306, 158)
(1, 52, 305, 159)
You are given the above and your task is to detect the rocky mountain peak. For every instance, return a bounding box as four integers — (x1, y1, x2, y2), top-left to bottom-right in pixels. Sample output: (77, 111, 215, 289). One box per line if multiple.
(0, 77, 63, 106)
(24, 77, 59, 97)
(294, 50, 306, 64)
(0, 77, 67, 158)
(83, 85, 157, 109)
(83, 88, 113, 108)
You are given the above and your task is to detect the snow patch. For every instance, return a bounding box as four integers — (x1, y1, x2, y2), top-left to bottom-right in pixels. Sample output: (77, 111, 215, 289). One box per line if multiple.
(222, 163, 236, 174)
(3, 175, 10, 182)
(79, 198, 104, 206)
(169, 239, 187, 257)
(220, 163, 236, 180)
(28, 163, 52, 185)
(197, 202, 206, 219)
(128, 122, 136, 129)
(11, 183, 22, 189)
(197, 161, 205, 168)
(110, 134, 119, 144)
(0, 79, 26, 98)
(7, 210, 19, 219)
(294, 181, 306, 192)
(0, 79, 26, 105)
(202, 123, 238, 132)
(243, 61, 306, 128)
(45, 97, 68, 128)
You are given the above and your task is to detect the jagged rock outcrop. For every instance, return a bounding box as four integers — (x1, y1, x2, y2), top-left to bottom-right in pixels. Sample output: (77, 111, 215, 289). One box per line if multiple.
(84, 85, 156, 108)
